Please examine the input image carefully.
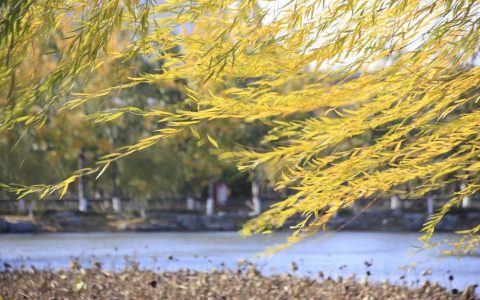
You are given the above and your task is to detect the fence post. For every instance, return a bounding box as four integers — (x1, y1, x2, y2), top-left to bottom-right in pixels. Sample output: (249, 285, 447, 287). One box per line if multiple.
(206, 178, 215, 216)
(426, 193, 435, 215)
(17, 198, 27, 214)
(251, 170, 261, 215)
(78, 148, 88, 212)
(390, 195, 401, 210)
(28, 200, 36, 218)
(111, 161, 121, 213)
(186, 181, 195, 210)
(460, 182, 472, 208)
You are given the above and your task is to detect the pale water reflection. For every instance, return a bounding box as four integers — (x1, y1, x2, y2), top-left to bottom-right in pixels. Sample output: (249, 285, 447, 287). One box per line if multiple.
(0, 231, 478, 291)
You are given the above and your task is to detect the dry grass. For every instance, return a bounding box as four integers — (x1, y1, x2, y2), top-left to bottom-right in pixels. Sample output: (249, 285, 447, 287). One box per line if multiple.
(0, 262, 469, 300)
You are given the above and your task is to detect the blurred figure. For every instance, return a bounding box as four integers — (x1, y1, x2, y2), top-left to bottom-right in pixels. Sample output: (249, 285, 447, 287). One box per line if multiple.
(215, 181, 230, 209)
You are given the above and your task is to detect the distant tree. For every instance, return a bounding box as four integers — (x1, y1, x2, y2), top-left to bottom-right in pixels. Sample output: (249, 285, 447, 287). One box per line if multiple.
(0, 16, 258, 208)
(1, 0, 479, 253)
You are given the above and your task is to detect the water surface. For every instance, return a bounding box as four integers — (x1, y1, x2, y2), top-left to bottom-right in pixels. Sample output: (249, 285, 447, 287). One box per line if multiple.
(0, 231, 478, 290)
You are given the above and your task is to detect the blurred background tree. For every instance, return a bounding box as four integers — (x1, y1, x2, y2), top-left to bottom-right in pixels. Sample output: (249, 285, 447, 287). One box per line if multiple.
(0, 19, 265, 211)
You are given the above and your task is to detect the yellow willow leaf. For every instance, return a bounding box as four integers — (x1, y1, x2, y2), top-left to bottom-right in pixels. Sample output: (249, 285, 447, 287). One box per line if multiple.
(144, 110, 175, 117)
(14, 116, 30, 123)
(465, 161, 480, 171)
(100, 153, 122, 160)
(207, 134, 219, 149)
(95, 162, 110, 180)
(190, 126, 201, 139)
(17, 191, 31, 199)
(99, 112, 124, 122)
(394, 140, 403, 152)
(59, 177, 75, 199)
(169, 120, 200, 126)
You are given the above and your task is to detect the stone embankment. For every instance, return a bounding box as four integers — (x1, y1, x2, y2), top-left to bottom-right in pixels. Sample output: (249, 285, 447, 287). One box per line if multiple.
(0, 218, 38, 233)
(1, 209, 479, 233)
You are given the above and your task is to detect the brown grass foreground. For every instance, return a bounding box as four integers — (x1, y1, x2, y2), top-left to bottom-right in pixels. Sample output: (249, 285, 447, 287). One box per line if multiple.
(0, 264, 474, 300)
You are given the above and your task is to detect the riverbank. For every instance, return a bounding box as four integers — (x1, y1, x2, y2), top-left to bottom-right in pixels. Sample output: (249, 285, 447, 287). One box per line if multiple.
(1, 231, 479, 297)
(0, 267, 474, 299)
(1, 208, 479, 233)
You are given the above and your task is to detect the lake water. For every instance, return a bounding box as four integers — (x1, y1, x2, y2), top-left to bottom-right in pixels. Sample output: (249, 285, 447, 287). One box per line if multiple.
(0, 231, 478, 291)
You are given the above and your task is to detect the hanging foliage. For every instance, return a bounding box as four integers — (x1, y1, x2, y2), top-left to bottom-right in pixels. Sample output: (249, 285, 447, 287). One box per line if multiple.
(1, 0, 479, 253)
